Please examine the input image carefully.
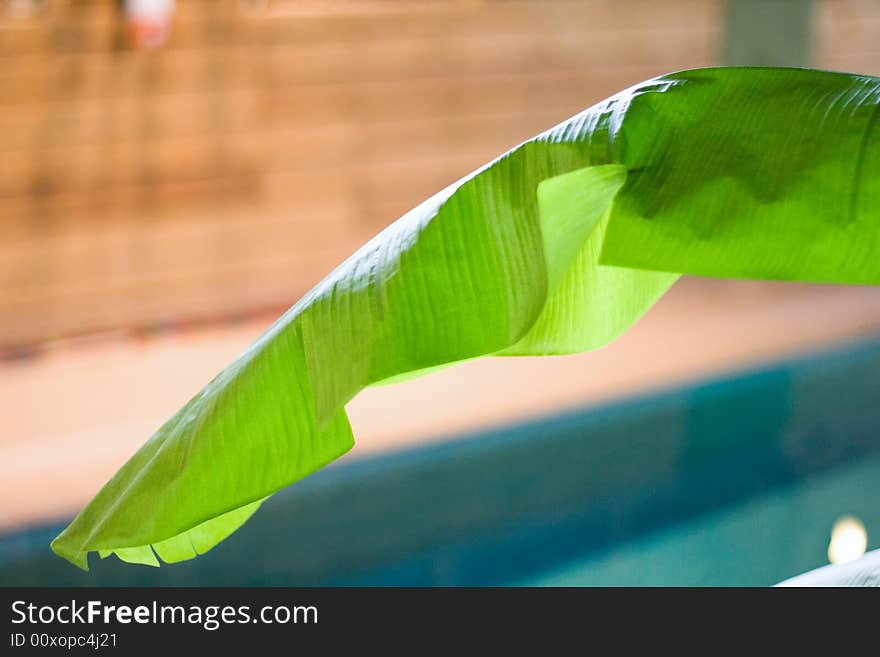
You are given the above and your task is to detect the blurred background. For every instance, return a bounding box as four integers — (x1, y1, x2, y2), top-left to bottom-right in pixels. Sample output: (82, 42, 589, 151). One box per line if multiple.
(2, 0, 880, 586)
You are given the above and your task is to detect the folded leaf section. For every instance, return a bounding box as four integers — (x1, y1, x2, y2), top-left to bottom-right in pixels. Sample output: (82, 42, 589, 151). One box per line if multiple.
(601, 67, 880, 284)
(51, 106, 625, 569)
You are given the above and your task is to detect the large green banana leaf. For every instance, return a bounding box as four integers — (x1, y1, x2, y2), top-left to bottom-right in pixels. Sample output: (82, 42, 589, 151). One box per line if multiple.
(52, 67, 880, 570)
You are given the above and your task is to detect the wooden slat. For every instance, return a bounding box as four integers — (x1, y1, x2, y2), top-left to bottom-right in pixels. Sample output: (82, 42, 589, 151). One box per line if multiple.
(0, 0, 720, 56)
(0, 108, 593, 198)
(0, 127, 527, 233)
(814, 0, 880, 75)
(0, 69, 671, 153)
(0, 155, 496, 344)
(0, 26, 718, 106)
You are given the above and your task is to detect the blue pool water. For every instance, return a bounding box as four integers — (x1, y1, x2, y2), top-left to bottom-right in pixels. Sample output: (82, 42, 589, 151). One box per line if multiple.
(521, 451, 880, 586)
(2, 337, 880, 586)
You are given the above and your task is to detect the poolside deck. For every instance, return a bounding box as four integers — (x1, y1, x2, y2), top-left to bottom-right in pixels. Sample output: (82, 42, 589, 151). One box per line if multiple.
(4, 277, 880, 531)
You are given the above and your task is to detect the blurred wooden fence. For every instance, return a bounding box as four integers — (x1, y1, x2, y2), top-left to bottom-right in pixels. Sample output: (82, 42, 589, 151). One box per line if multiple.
(0, 0, 876, 349)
